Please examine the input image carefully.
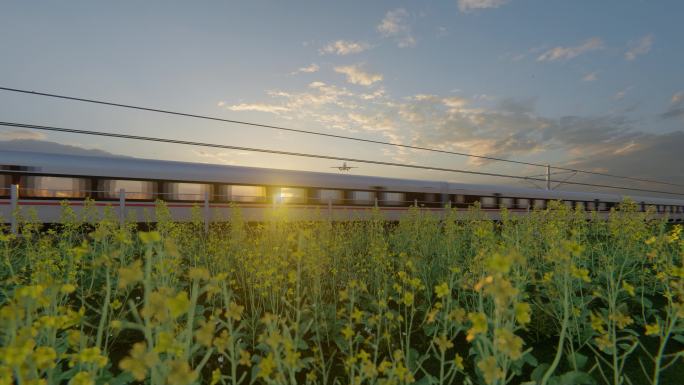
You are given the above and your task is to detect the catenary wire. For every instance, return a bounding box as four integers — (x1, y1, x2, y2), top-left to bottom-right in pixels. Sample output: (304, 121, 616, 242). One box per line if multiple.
(1, 120, 684, 198)
(1, 85, 683, 189)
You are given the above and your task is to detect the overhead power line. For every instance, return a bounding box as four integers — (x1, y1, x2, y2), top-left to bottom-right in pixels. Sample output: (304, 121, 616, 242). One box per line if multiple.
(1, 85, 682, 189)
(1, 120, 683, 198)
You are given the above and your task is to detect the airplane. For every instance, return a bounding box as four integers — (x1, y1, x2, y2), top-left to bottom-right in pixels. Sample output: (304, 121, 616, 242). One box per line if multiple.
(331, 162, 357, 172)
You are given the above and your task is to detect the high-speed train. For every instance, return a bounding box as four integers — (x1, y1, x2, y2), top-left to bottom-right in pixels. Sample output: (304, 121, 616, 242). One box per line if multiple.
(1, 150, 683, 224)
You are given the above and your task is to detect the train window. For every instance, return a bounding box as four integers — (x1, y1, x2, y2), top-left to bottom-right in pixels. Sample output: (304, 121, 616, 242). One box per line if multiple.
(0, 175, 9, 197)
(533, 199, 546, 209)
(313, 189, 344, 205)
(101, 179, 155, 200)
(350, 191, 375, 205)
(500, 197, 514, 208)
(20, 176, 89, 198)
(575, 201, 585, 210)
(481, 196, 497, 208)
(453, 194, 465, 204)
(597, 202, 607, 211)
(218, 185, 266, 203)
(516, 198, 530, 209)
(586, 201, 596, 211)
(380, 192, 405, 206)
(563, 200, 574, 209)
(166, 182, 210, 201)
(279, 187, 307, 204)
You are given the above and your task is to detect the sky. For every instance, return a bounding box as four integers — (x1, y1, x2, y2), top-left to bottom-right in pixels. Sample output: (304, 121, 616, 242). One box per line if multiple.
(1, 0, 683, 195)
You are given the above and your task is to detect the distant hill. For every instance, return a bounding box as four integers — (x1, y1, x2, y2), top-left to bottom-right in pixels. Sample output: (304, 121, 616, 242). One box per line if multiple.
(0, 139, 126, 158)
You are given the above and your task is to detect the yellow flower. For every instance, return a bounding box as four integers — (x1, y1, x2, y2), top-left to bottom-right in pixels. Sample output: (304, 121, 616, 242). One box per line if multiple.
(447, 308, 466, 324)
(213, 330, 231, 353)
(239, 350, 252, 367)
(645, 323, 660, 336)
(402, 292, 414, 306)
(595, 334, 613, 353)
(225, 302, 244, 322)
(167, 360, 198, 385)
(426, 307, 440, 324)
(118, 260, 143, 288)
(590, 312, 606, 334)
(257, 353, 276, 379)
(61, 284, 77, 294)
(210, 368, 222, 385)
(622, 281, 636, 297)
(515, 302, 531, 326)
(76, 347, 108, 368)
(487, 252, 512, 275)
(119, 342, 158, 381)
(351, 308, 364, 324)
(454, 353, 464, 371)
(33, 346, 57, 370)
(67, 330, 81, 347)
(110, 299, 122, 310)
(435, 282, 450, 298)
(0, 366, 12, 385)
(609, 312, 633, 329)
(138, 231, 161, 244)
(69, 372, 94, 385)
(167, 291, 191, 319)
(188, 267, 210, 281)
(571, 266, 591, 283)
(494, 328, 524, 360)
(467, 312, 488, 342)
(195, 321, 216, 347)
(434, 334, 454, 353)
(477, 356, 503, 385)
(341, 324, 355, 339)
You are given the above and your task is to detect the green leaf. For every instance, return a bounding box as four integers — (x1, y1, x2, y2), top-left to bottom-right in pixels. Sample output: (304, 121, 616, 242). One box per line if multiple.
(531, 363, 550, 383)
(524, 351, 539, 367)
(672, 334, 684, 344)
(567, 351, 588, 370)
(558, 371, 596, 385)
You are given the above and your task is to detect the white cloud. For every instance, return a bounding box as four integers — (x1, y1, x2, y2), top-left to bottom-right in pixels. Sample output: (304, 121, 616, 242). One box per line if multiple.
(228, 103, 291, 114)
(458, 0, 510, 12)
(320, 40, 370, 55)
(613, 86, 632, 100)
(442, 96, 469, 109)
(0, 130, 46, 141)
(662, 91, 684, 119)
(291, 63, 320, 75)
(225, 82, 665, 176)
(537, 37, 604, 62)
(334, 65, 383, 86)
(625, 34, 653, 61)
(582, 72, 598, 82)
(672, 92, 683, 105)
(377, 8, 416, 48)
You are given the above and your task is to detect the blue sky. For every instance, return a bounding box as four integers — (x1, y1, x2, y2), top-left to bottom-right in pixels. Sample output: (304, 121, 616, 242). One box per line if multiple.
(1, 0, 683, 190)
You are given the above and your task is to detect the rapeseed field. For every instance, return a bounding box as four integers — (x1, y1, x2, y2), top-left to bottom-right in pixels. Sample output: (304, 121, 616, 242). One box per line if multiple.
(0, 200, 682, 385)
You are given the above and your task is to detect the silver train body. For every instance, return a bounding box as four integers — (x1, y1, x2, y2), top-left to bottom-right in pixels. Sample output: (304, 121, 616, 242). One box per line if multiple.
(1, 150, 683, 224)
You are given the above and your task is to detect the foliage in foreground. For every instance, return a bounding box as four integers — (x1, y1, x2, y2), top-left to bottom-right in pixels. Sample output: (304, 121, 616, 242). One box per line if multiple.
(0, 200, 683, 385)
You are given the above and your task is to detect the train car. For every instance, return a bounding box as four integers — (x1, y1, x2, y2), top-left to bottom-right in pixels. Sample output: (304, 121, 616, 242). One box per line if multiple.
(1, 150, 683, 225)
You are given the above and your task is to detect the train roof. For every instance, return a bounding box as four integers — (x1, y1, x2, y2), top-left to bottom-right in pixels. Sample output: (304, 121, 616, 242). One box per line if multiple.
(2, 150, 683, 206)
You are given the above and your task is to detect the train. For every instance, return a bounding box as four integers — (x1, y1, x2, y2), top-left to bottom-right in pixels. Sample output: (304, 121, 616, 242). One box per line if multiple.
(1, 150, 683, 226)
